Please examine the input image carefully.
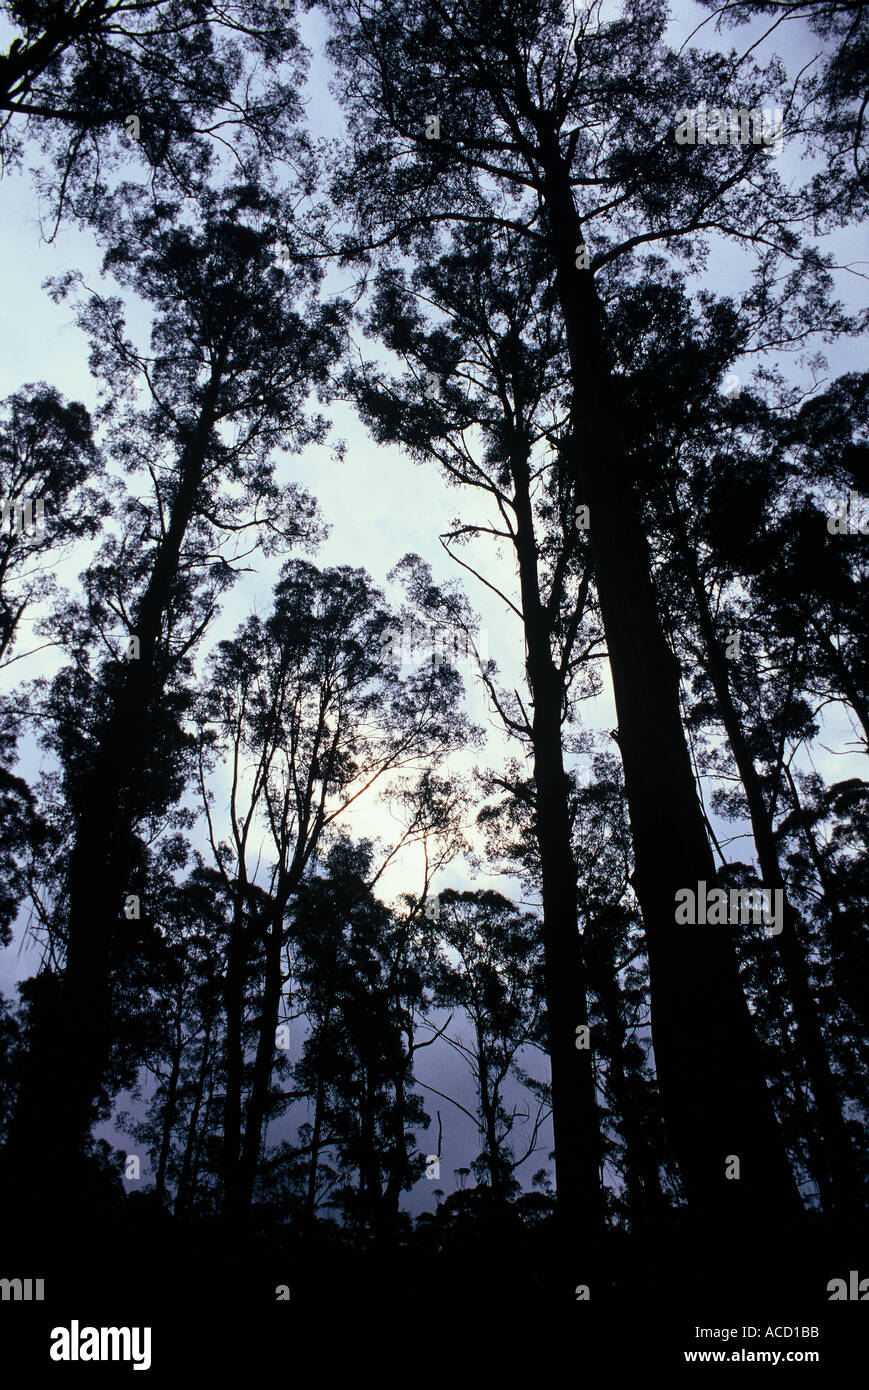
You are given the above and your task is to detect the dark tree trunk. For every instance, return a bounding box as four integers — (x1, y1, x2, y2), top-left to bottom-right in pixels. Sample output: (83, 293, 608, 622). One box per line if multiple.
(510, 452, 604, 1244)
(3, 381, 224, 1212)
(536, 138, 801, 1225)
(589, 949, 666, 1222)
(175, 1016, 213, 1218)
(678, 532, 862, 1216)
(236, 909, 287, 1212)
(221, 908, 247, 1219)
(305, 1076, 327, 1226)
(155, 1000, 184, 1205)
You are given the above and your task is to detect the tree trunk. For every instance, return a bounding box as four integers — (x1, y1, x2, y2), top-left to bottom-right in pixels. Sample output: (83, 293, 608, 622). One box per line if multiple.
(536, 135, 801, 1225)
(155, 999, 184, 1205)
(510, 452, 604, 1244)
(3, 378, 224, 1210)
(175, 1016, 213, 1218)
(588, 943, 666, 1222)
(236, 909, 287, 1212)
(678, 528, 862, 1216)
(305, 1075, 327, 1226)
(221, 907, 247, 1219)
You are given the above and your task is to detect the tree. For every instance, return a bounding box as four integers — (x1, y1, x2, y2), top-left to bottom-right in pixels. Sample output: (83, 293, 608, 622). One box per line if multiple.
(431, 888, 549, 1205)
(345, 225, 607, 1238)
(0, 0, 312, 226)
(321, 0, 820, 1228)
(115, 859, 230, 1209)
(195, 558, 474, 1217)
(288, 841, 429, 1238)
(1, 176, 344, 1215)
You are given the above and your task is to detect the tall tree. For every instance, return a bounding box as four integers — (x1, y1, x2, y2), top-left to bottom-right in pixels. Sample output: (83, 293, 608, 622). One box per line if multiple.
(195, 558, 473, 1217)
(322, 0, 837, 1229)
(1, 177, 344, 1215)
(346, 226, 607, 1239)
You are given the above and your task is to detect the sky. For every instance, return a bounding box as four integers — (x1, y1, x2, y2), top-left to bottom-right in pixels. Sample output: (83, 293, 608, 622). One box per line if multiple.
(0, 0, 866, 1215)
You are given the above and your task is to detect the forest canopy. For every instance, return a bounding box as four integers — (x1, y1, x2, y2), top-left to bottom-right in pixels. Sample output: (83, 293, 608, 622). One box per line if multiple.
(0, 0, 866, 1362)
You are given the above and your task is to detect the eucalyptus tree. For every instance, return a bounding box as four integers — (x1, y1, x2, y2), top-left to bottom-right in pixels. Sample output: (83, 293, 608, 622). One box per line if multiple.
(1, 176, 346, 1211)
(0, 0, 313, 226)
(478, 754, 678, 1226)
(431, 888, 549, 1206)
(195, 558, 474, 1217)
(626, 310, 867, 1213)
(288, 840, 432, 1238)
(115, 859, 230, 1209)
(346, 224, 606, 1236)
(319, 0, 834, 1224)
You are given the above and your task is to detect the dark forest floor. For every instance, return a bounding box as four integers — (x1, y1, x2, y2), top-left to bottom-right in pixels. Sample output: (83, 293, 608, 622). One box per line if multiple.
(2, 1197, 866, 1376)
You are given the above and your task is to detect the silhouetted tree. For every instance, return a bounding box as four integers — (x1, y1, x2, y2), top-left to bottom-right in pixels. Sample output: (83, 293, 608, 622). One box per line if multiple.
(322, 0, 817, 1229)
(2, 176, 344, 1215)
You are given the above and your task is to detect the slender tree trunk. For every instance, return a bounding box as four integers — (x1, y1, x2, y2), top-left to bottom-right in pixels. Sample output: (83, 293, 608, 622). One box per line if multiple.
(359, 1066, 380, 1229)
(510, 454, 603, 1243)
(382, 1052, 409, 1227)
(535, 137, 800, 1224)
(305, 1076, 327, 1226)
(222, 905, 247, 1219)
(679, 535, 862, 1215)
(175, 1017, 213, 1218)
(237, 909, 287, 1211)
(588, 946, 665, 1221)
(475, 1026, 501, 1200)
(188, 1058, 217, 1213)
(155, 1001, 184, 1205)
